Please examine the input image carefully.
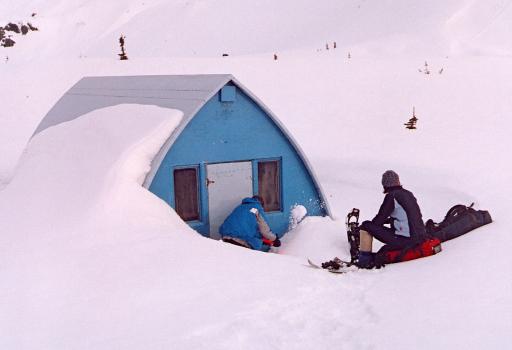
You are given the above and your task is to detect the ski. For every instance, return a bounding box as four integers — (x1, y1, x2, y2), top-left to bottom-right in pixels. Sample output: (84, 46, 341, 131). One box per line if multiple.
(307, 258, 321, 269)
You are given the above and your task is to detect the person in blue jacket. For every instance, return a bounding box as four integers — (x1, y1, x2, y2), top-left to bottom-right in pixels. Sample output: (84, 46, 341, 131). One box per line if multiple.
(219, 195, 281, 251)
(358, 170, 426, 268)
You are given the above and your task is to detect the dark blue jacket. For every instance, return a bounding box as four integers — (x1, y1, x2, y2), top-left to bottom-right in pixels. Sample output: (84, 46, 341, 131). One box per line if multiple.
(219, 198, 269, 250)
(372, 186, 426, 241)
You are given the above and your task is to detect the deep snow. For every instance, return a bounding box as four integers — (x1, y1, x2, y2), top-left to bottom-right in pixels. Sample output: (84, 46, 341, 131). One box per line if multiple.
(1, 1, 512, 349)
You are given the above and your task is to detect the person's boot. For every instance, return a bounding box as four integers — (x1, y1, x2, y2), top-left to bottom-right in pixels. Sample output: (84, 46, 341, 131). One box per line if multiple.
(357, 251, 375, 269)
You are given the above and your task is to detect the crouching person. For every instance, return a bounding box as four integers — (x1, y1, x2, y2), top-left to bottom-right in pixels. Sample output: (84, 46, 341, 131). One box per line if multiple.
(219, 195, 281, 251)
(358, 170, 426, 268)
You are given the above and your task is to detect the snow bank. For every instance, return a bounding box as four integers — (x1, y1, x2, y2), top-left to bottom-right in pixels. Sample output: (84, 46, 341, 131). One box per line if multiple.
(0, 104, 181, 236)
(0, 103, 377, 350)
(0, 104, 197, 347)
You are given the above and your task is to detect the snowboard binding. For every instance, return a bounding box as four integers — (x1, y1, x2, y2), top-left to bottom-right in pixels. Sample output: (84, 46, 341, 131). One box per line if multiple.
(346, 208, 360, 264)
(320, 257, 352, 272)
(321, 257, 342, 270)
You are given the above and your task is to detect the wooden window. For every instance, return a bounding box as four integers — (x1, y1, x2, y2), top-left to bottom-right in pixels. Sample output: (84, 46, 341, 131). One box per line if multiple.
(174, 168, 200, 221)
(258, 160, 281, 212)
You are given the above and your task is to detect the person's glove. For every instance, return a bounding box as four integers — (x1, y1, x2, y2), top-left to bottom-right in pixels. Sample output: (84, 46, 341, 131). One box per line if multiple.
(273, 238, 281, 247)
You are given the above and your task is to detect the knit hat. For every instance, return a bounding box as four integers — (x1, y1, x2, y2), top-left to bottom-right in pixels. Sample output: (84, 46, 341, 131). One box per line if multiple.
(381, 170, 401, 189)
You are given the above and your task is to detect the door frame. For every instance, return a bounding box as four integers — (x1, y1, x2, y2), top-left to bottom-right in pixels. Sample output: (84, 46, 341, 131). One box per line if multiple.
(206, 160, 254, 239)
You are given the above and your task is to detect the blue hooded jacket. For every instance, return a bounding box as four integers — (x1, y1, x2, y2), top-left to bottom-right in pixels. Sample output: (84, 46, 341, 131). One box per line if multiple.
(219, 197, 270, 251)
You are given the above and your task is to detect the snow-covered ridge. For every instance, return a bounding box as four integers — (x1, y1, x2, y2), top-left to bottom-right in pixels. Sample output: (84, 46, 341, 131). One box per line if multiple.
(3, 0, 512, 61)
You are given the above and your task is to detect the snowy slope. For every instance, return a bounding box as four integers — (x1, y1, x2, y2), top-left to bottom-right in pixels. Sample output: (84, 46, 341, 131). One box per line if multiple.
(3, 0, 512, 60)
(1, 1, 512, 349)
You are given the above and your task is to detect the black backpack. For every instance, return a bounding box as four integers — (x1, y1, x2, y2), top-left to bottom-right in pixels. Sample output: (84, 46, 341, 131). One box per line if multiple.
(425, 203, 492, 242)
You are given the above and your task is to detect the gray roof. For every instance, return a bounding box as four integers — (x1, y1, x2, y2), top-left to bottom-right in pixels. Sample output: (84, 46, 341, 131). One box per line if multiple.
(34, 74, 234, 136)
(34, 74, 332, 217)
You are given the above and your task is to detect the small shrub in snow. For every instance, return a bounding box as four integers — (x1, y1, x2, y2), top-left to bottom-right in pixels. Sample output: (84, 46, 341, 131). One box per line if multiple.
(419, 61, 431, 75)
(404, 107, 418, 130)
(118, 34, 128, 60)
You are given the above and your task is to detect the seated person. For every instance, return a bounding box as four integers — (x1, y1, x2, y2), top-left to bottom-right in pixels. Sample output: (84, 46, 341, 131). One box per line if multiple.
(219, 195, 280, 250)
(358, 170, 426, 268)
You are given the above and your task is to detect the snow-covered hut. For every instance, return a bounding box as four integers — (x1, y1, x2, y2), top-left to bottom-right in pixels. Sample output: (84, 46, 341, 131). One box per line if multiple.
(33, 74, 331, 238)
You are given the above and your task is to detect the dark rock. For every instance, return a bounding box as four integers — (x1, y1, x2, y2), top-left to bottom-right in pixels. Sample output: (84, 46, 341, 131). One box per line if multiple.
(5, 23, 20, 33)
(27, 22, 38, 31)
(2, 38, 16, 47)
(21, 25, 29, 35)
(0, 28, 4, 41)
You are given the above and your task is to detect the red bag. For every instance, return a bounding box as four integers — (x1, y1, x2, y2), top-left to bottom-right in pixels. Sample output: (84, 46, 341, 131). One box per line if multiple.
(378, 238, 442, 264)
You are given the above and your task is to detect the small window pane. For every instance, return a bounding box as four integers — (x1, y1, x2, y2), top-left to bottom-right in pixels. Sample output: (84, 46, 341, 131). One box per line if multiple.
(174, 168, 199, 221)
(258, 161, 280, 212)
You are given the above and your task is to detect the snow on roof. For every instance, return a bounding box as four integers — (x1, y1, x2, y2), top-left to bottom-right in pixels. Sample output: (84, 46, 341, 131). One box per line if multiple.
(34, 74, 333, 217)
(2, 104, 183, 235)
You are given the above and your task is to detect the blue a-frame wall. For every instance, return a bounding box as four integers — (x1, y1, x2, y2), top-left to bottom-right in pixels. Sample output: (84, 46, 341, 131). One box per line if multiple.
(149, 83, 327, 236)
